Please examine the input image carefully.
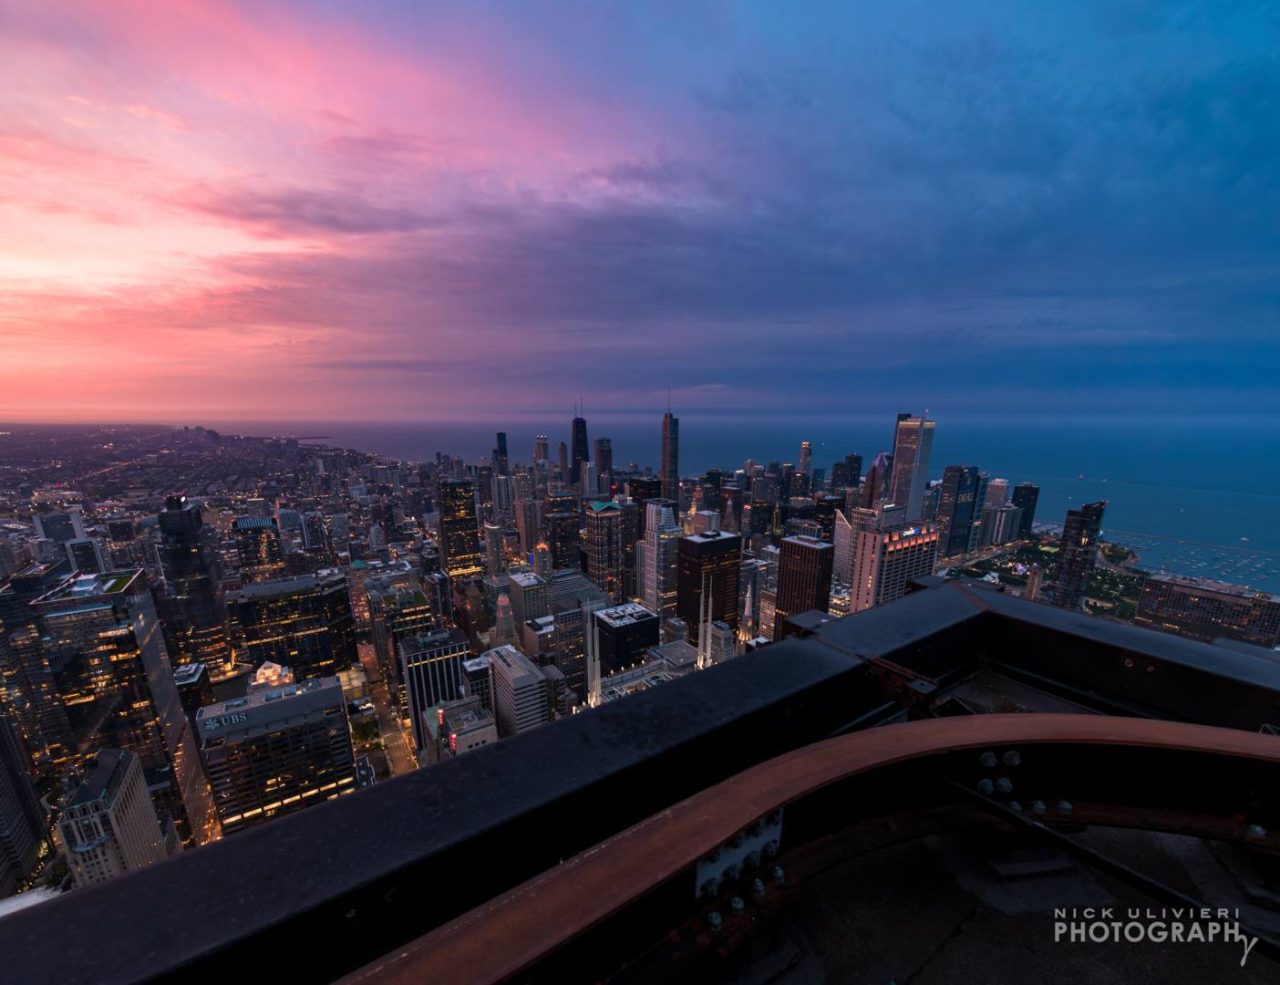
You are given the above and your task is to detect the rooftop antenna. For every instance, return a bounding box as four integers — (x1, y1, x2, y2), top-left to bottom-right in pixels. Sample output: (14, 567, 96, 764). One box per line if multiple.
(666, 386, 671, 413)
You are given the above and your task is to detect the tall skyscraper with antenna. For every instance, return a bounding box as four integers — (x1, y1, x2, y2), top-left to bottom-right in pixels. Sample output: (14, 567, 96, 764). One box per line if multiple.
(661, 395, 679, 502)
(571, 402, 590, 485)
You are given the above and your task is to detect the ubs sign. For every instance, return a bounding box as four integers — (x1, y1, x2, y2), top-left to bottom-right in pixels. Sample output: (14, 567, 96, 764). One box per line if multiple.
(203, 712, 249, 731)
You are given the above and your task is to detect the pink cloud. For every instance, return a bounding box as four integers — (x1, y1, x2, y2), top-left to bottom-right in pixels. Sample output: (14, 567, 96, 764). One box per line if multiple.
(0, 1, 708, 422)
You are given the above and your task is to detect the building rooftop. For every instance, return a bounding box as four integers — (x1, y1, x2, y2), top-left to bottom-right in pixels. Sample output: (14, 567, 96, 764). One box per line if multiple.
(1145, 570, 1280, 601)
(228, 569, 344, 602)
(172, 662, 208, 687)
(782, 534, 832, 548)
(545, 569, 607, 612)
(594, 602, 658, 629)
(232, 516, 276, 530)
(34, 569, 140, 605)
(683, 528, 741, 545)
(67, 748, 132, 808)
(194, 676, 343, 745)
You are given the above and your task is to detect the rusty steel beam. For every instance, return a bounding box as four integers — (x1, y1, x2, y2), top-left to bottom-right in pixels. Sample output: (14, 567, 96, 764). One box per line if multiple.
(340, 714, 1280, 985)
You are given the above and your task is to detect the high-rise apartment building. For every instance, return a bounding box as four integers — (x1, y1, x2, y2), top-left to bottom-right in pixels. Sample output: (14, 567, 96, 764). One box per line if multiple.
(437, 479, 483, 579)
(1055, 501, 1106, 611)
(773, 535, 834, 640)
(888, 414, 935, 521)
(196, 677, 355, 835)
(984, 478, 1010, 510)
(58, 748, 171, 887)
(980, 504, 1023, 548)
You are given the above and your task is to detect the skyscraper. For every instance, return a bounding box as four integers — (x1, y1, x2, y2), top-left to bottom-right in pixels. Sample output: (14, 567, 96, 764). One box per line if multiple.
(1011, 482, 1040, 538)
(492, 432, 509, 476)
(226, 570, 356, 681)
(400, 628, 470, 752)
(484, 522, 505, 575)
(850, 509, 939, 612)
(34, 570, 218, 846)
(1, 625, 72, 771)
(980, 504, 1023, 547)
(797, 440, 813, 493)
(196, 677, 355, 835)
(888, 414, 935, 521)
(983, 478, 1010, 510)
(571, 408, 590, 485)
(628, 477, 663, 536)
(860, 451, 892, 509)
(0, 715, 47, 897)
(366, 580, 435, 687)
(533, 435, 550, 463)
(157, 496, 227, 668)
(661, 405, 679, 501)
(640, 500, 680, 623)
(677, 530, 741, 647)
(542, 510, 581, 571)
(232, 516, 285, 584)
(1055, 501, 1107, 611)
(593, 438, 613, 482)
(488, 644, 549, 737)
(936, 465, 987, 558)
(586, 602, 660, 679)
(437, 478, 483, 579)
(34, 508, 86, 545)
(830, 453, 863, 493)
(773, 535, 834, 640)
(585, 501, 624, 603)
(58, 748, 171, 887)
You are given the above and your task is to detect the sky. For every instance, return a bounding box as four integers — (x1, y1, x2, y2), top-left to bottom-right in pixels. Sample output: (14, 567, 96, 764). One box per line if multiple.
(1, 1, 1277, 425)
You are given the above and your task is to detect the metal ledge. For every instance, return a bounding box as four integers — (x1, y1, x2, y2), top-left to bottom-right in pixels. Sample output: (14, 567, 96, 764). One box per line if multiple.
(347, 714, 1280, 985)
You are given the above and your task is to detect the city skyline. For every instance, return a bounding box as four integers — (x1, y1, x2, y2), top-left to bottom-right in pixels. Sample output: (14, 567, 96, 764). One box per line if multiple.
(3, 2, 1278, 424)
(5, 4, 1280, 980)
